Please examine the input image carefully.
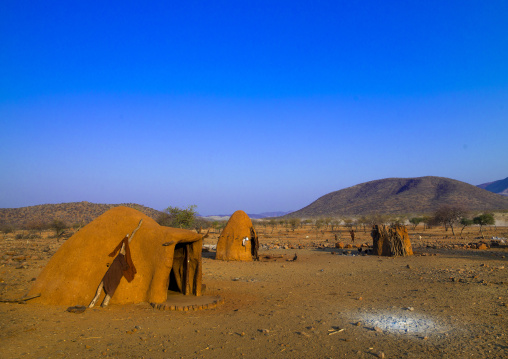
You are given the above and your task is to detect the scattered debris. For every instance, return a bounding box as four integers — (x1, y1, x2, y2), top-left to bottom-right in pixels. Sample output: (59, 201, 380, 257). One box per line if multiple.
(296, 331, 311, 337)
(66, 305, 87, 314)
(328, 328, 345, 335)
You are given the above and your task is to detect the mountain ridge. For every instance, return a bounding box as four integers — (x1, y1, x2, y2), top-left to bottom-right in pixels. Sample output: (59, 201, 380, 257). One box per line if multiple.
(0, 202, 163, 228)
(286, 176, 508, 218)
(477, 177, 508, 196)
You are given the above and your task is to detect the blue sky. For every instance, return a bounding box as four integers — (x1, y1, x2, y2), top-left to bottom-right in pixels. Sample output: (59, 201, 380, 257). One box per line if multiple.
(1, 1, 507, 215)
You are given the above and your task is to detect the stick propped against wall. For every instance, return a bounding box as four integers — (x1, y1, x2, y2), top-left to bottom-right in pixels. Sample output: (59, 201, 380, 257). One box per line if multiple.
(89, 219, 143, 308)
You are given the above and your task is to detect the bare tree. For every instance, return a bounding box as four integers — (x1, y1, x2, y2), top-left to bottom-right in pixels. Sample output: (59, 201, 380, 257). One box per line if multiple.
(268, 218, 277, 233)
(289, 218, 301, 232)
(343, 218, 353, 229)
(313, 218, 326, 238)
(330, 219, 341, 232)
(358, 216, 369, 232)
(421, 215, 432, 230)
(50, 219, 68, 237)
(433, 205, 468, 236)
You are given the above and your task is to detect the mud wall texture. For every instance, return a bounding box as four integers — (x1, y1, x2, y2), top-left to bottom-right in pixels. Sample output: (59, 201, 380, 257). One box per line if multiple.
(29, 206, 203, 306)
(216, 210, 258, 261)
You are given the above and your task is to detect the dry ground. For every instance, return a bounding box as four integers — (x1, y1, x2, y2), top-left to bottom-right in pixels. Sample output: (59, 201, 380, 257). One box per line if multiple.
(1, 225, 507, 359)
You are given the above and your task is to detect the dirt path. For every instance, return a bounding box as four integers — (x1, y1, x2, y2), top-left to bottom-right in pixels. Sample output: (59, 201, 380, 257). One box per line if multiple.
(1, 232, 507, 358)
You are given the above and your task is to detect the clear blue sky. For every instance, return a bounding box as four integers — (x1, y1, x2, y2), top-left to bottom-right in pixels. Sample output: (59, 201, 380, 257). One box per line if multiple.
(1, 1, 507, 215)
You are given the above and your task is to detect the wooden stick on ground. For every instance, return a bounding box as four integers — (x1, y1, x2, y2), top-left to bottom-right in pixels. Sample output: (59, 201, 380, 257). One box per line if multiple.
(0, 293, 41, 303)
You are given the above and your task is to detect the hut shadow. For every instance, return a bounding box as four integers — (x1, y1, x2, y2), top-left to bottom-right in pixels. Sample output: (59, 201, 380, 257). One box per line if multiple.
(420, 247, 508, 261)
(310, 247, 369, 256)
(202, 250, 216, 259)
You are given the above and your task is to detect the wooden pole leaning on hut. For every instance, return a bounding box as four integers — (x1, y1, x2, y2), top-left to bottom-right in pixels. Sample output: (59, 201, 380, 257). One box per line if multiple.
(89, 219, 143, 308)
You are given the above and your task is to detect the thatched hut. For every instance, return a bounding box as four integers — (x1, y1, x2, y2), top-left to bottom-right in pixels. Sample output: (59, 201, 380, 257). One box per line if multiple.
(216, 210, 259, 261)
(28, 206, 204, 305)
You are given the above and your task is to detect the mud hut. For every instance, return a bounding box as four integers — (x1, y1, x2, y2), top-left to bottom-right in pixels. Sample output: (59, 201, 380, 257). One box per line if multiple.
(216, 210, 259, 261)
(28, 206, 204, 306)
(371, 224, 413, 256)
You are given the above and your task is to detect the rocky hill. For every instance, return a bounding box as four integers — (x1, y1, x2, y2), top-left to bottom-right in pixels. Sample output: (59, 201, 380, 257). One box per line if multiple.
(0, 202, 163, 228)
(286, 176, 508, 218)
(477, 176, 508, 196)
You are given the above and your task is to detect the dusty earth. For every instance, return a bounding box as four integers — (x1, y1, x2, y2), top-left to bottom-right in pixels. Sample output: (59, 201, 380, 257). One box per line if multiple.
(1, 225, 507, 359)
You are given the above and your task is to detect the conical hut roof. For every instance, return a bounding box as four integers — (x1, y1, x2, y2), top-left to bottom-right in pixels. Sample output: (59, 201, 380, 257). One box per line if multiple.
(29, 206, 203, 305)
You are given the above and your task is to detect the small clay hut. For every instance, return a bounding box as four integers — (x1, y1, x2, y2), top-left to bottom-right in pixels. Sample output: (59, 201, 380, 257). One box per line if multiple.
(216, 210, 259, 261)
(371, 224, 413, 256)
(28, 206, 204, 306)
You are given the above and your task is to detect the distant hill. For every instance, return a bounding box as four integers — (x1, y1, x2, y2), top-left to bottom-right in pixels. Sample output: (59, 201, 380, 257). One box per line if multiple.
(202, 211, 292, 221)
(477, 177, 508, 196)
(0, 202, 163, 228)
(249, 211, 292, 219)
(286, 176, 508, 218)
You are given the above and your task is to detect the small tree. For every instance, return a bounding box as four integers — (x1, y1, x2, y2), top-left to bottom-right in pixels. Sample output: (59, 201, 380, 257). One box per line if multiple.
(358, 216, 368, 232)
(50, 219, 68, 237)
(213, 220, 227, 234)
(267, 218, 277, 232)
(193, 217, 210, 233)
(409, 217, 423, 230)
(27, 220, 48, 236)
(343, 218, 353, 229)
(421, 215, 432, 230)
(370, 213, 389, 226)
(353, 219, 360, 231)
(211, 221, 220, 233)
(459, 218, 474, 236)
(0, 224, 15, 234)
(288, 218, 301, 232)
(313, 218, 326, 238)
(473, 213, 495, 238)
(433, 205, 467, 236)
(302, 219, 313, 228)
(330, 219, 341, 232)
(389, 216, 404, 226)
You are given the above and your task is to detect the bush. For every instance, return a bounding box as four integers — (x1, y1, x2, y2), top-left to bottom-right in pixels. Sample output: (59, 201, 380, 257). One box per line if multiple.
(50, 219, 68, 237)
(157, 205, 198, 229)
(0, 224, 15, 234)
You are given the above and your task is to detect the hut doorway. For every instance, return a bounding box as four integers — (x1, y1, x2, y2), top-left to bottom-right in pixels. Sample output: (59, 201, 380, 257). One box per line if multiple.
(250, 227, 259, 260)
(168, 242, 192, 295)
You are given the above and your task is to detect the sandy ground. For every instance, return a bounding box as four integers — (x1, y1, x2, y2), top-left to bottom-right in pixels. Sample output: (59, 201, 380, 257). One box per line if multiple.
(1, 225, 507, 359)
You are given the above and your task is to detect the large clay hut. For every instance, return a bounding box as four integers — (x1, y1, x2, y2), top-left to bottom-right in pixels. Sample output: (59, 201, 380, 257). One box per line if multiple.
(29, 206, 204, 306)
(371, 224, 413, 256)
(216, 210, 259, 261)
